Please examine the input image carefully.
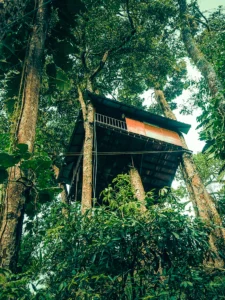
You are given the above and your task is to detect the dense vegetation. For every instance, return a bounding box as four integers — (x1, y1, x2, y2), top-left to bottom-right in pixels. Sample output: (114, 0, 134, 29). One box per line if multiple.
(2, 175, 225, 299)
(0, 0, 225, 298)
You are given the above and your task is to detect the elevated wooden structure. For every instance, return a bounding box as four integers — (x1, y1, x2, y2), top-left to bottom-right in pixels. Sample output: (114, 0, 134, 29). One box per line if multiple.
(59, 91, 191, 201)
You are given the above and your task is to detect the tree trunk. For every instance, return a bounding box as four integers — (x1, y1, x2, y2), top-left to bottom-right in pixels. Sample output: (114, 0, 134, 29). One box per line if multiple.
(53, 165, 69, 217)
(82, 102, 95, 214)
(0, 0, 48, 271)
(155, 89, 225, 267)
(129, 167, 147, 213)
(178, 0, 225, 113)
(78, 88, 95, 214)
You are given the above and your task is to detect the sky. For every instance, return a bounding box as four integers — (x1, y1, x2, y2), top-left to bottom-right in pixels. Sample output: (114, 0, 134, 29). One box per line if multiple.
(143, 0, 224, 154)
(198, 0, 224, 12)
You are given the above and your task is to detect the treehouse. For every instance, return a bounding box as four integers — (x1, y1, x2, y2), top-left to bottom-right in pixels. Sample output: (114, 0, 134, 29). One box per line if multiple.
(58, 91, 191, 202)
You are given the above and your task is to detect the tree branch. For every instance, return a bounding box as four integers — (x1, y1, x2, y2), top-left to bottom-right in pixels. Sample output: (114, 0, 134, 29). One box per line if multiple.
(193, 17, 210, 32)
(126, 0, 135, 32)
(90, 50, 109, 81)
(81, 50, 90, 72)
(109, 0, 136, 54)
(78, 86, 87, 119)
(89, 0, 136, 82)
(193, 3, 210, 32)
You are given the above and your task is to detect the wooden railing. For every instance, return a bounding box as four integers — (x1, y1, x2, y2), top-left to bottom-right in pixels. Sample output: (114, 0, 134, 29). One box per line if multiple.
(95, 113, 127, 131)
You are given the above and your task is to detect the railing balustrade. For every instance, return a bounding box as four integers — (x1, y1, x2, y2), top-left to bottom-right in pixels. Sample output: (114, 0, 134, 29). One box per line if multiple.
(95, 113, 127, 131)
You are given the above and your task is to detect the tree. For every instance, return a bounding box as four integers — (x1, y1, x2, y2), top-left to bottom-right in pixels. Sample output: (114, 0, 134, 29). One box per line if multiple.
(193, 153, 225, 226)
(178, 0, 225, 165)
(155, 89, 225, 267)
(0, 0, 48, 270)
(61, 0, 178, 213)
(0, 0, 224, 291)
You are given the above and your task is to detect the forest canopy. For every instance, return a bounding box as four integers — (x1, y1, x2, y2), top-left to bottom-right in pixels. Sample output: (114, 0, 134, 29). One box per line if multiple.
(0, 0, 225, 299)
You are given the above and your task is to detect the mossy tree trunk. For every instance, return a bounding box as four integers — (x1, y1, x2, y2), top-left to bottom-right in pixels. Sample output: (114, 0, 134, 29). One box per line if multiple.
(155, 89, 225, 267)
(78, 88, 95, 214)
(129, 167, 147, 213)
(75, 5, 135, 214)
(178, 0, 225, 113)
(0, 0, 48, 271)
(77, 50, 109, 214)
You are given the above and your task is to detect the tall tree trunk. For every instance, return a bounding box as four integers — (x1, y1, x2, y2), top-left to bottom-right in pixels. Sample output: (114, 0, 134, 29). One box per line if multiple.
(155, 89, 225, 267)
(78, 88, 95, 214)
(129, 167, 146, 213)
(0, 0, 48, 271)
(178, 0, 225, 113)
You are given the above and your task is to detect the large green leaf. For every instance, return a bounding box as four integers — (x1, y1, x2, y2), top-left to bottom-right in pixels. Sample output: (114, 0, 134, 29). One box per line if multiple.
(25, 202, 36, 218)
(0, 167, 8, 183)
(46, 63, 57, 91)
(4, 98, 17, 114)
(55, 68, 72, 92)
(38, 187, 63, 204)
(0, 152, 19, 168)
(16, 143, 31, 159)
(17, 143, 28, 153)
(20, 156, 52, 172)
(0, 40, 16, 57)
(47, 67, 71, 92)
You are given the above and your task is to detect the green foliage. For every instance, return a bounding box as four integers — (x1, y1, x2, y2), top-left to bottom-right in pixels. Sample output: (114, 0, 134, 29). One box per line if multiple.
(192, 153, 225, 226)
(20, 152, 61, 217)
(101, 174, 143, 214)
(164, 60, 189, 103)
(197, 92, 225, 168)
(197, 7, 225, 90)
(16, 174, 225, 299)
(1, 1, 225, 299)
(184, 6, 225, 167)
(0, 268, 32, 300)
(0, 167, 8, 183)
(0, 144, 60, 214)
(0, 143, 30, 183)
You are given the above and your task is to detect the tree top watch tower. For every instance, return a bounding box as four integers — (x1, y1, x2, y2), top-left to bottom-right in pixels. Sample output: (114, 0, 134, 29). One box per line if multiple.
(59, 91, 191, 204)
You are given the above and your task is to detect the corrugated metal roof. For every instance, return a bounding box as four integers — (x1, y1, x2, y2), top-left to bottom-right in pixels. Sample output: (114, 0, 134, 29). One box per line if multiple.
(87, 91, 191, 134)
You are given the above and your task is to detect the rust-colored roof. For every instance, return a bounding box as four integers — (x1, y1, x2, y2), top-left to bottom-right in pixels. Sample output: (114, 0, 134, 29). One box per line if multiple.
(126, 118, 183, 147)
(88, 91, 191, 134)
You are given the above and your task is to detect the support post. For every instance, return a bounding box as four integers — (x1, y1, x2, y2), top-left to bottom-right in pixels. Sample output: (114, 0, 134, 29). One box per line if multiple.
(81, 102, 95, 214)
(129, 167, 147, 213)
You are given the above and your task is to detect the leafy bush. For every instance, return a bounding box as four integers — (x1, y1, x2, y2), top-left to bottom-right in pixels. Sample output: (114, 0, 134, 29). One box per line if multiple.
(16, 174, 225, 299)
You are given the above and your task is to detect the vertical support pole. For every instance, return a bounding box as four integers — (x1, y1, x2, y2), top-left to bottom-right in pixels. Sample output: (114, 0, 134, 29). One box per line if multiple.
(129, 167, 147, 213)
(81, 102, 95, 214)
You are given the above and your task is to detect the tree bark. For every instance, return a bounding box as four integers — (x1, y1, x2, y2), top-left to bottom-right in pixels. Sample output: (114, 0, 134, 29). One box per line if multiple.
(0, 0, 48, 271)
(129, 167, 147, 213)
(155, 89, 225, 267)
(53, 165, 69, 217)
(17, 0, 48, 152)
(78, 88, 95, 214)
(178, 0, 225, 113)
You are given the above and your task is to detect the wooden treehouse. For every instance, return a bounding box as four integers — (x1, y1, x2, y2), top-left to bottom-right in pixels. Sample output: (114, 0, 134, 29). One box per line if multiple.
(58, 91, 191, 203)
